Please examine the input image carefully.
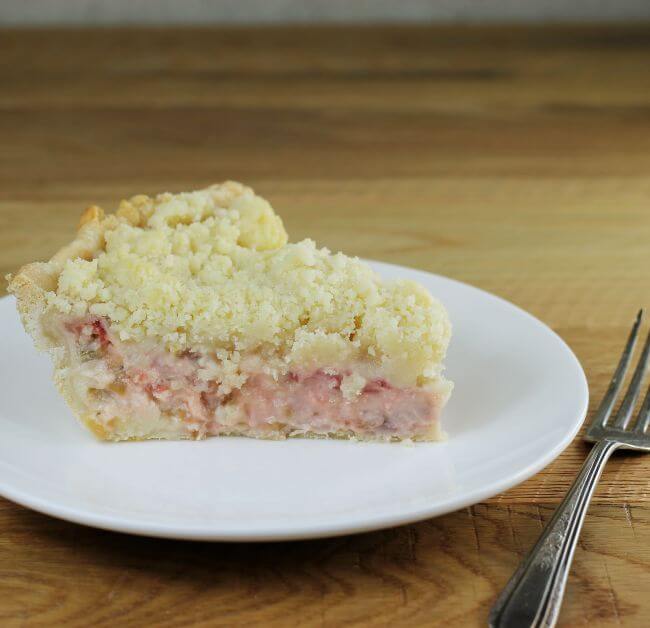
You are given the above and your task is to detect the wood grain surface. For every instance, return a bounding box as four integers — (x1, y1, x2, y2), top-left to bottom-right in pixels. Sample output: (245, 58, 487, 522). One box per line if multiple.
(1, 24, 650, 626)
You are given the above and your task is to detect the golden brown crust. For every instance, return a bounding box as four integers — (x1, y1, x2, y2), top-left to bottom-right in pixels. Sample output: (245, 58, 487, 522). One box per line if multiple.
(5, 262, 54, 351)
(78, 204, 105, 229)
(89, 419, 442, 443)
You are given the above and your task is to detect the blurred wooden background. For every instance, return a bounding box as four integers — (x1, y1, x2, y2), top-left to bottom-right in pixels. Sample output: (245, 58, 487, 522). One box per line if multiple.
(1, 24, 650, 626)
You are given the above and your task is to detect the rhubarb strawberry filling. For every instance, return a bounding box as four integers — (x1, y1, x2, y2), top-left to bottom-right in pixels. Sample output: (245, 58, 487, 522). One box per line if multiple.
(62, 317, 443, 441)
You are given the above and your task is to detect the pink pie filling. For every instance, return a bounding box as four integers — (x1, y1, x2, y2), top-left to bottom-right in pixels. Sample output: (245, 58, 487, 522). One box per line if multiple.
(66, 318, 442, 440)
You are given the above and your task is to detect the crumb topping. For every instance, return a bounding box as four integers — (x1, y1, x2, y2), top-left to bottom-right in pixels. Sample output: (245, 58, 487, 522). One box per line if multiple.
(45, 182, 451, 386)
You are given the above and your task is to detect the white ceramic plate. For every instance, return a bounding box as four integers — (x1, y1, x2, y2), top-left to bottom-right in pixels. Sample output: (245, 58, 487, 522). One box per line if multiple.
(0, 261, 588, 541)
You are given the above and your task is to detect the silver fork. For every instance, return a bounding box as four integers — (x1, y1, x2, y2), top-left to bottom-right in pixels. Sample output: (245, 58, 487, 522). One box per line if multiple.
(489, 310, 650, 628)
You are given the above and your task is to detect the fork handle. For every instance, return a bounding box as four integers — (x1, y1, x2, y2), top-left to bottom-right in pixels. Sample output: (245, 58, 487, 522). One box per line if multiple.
(489, 439, 620, 628)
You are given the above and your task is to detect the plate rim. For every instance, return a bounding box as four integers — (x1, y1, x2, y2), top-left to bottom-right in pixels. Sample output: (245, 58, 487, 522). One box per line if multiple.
(0, 263, 589, 541)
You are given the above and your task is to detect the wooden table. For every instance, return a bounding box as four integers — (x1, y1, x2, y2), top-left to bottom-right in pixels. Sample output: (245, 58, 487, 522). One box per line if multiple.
(2, 24, 650, 626)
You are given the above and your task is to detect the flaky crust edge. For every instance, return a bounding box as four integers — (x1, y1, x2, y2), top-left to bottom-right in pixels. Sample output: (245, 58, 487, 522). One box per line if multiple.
(5, 206, 126, 438)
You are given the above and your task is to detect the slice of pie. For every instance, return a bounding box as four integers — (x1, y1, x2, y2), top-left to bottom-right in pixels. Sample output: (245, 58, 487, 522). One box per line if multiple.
(7, 182, 452, 442)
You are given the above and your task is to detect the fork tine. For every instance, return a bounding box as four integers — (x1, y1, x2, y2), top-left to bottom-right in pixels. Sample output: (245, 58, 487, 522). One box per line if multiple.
(634, 383, 650, 433)
(590, 309, 643, 429)
(612, 325, 650, 429)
